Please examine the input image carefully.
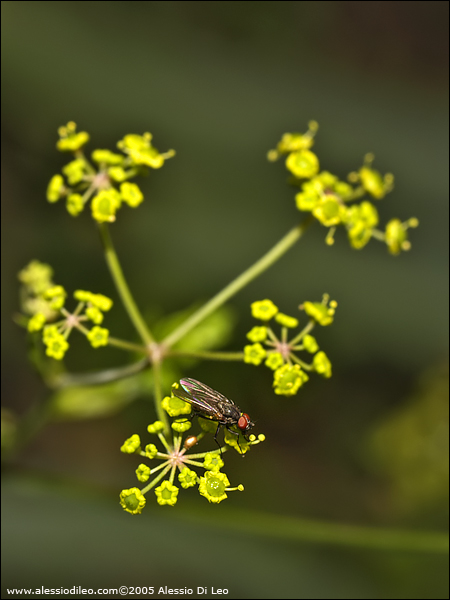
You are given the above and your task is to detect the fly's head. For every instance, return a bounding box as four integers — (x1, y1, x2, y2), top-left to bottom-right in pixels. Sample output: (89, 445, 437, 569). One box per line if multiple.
(237, 413, 254, 436)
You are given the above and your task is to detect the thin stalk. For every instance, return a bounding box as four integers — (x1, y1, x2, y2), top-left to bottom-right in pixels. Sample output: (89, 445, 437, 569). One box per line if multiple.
(152, 360, 170, 434)
(167, 350, 244, 361)
(175, 506, 449, 554)
(162, 217, 314, 348)
(290, 353, 313, 371)
(108, 337, 148, 354)
(54, 357, 150, 388)
(75, 323, 147, 354)
(289, 319, 315, 346)
(98, 223, 154, 345)
(140, 464, 172, 494)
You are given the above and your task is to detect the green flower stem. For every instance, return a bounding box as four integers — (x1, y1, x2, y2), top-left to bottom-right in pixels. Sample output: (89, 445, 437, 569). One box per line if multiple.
(371, 228, 386, 242)
(75, 322, 146, 354)
(181, 459, 206, 468)
(149, 461, 172, 474)
(187, 448, 225, 460)
(289, 319, 315, 347)
(167, 350, 245, 361)
(81, 185, 96, 206)
(98, 223, 154, 345)
(290, 354, 313, 371)
(169, 465, 176, 484)
(345, 185, 366, 202)
(140, 464, 172, 494)
(108, 337, 148, 354)
(54, 357, 150, 389)
(152, 360, 170, 434)
(75, 150, 96, 176)
(176, 506, 449, 554)
(266, 327, 279, 344)
(162, 217, 314, 348)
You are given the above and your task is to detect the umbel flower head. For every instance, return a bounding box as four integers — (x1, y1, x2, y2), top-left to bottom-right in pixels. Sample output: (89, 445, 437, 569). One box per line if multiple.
(17, 261, 113, 361)
(244, 296, 336, 396)
(269, 123, 418, 254)
(46, 122, 175, 223)
(119, 382, 265, 512)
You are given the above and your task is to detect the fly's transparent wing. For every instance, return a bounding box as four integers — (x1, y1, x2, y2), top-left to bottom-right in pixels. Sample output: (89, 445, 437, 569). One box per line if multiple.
(172, 380, 220, 417)
(180, 378, 236, 406)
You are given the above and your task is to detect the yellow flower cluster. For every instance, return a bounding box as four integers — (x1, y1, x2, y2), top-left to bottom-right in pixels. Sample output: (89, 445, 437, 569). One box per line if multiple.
(244, 298, 335, 396)
(269, 124, 418, 254)
(46, 123, 175, 223)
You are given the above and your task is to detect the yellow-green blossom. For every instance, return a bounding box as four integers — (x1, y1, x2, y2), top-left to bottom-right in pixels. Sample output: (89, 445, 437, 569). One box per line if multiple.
(334, 180, 354, 200)
(73, 290, 92, 303)
(91, 189, 122, 223)
(273, 364, 309, 396)
(313, 351, 332, 378)
(178, 467, 198, 489)
(62, 159, 86, 185)
(275, 313, 299, 328)
(147, 421, 165, 434)
(120, 182, 144, 208)
(345, 201, 379, 250)
(359, 166, 393, 199)
(302, 301, 335, 326)
(43, 285, 66, 301)
(385, 219, 408, 255)
(44, 333, 69, 360)
(203, 453, 224, 472)
(87, 326, 109, 348)
(89, 294, 113, 311)
(276, 131, 314, 153)
(120, 434, 141, 454)
(251, 299, 278, 321)
(85, 306, 103, 324)
(46, 174, 65, 203)
(172, 419, 192, 433)
(92, 149, 124, 165)
(120, 487, 146, 515)
(135, 463, 151, 483)
(18, 260, 53, 295)
(57, 122, 89, 152)
(108, 166, 127, 182)
(286, 149, 319, 179)
(303, 334, 319, 353)
(295, 188, 320, 211)
(244, 343, 267, 365)
(312, 195, 347, 227)
(265, 352, 284, 370)
(155, 480, 179, 506)
(27, 312, 46, 332)
(268, 122, 318, 160)
(66, 193, 84, 216)
(117, 133, 175, 169)
(224, 429, 251, 454)
(162, 395, 192, 417)
(144, 443, 158, 459)
(42, 324, 60, 342)
(246, 326, 268, 343)
(199, 470, 230, 504)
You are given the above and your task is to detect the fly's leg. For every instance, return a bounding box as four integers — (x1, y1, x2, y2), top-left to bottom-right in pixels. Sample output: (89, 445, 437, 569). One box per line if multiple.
(225, 426, 245, 456)
(213, 422, 224, 456)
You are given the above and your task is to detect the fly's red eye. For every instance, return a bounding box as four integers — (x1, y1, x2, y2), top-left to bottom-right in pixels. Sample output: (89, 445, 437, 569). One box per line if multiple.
(238, 413, 250, 431)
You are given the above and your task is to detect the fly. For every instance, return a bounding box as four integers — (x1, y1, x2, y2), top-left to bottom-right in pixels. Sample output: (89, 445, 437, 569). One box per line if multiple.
(172, 378, 254, 454)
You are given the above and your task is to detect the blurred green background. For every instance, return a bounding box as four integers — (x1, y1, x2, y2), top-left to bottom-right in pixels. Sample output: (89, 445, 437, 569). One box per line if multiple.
(1, 1, 448, 598)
